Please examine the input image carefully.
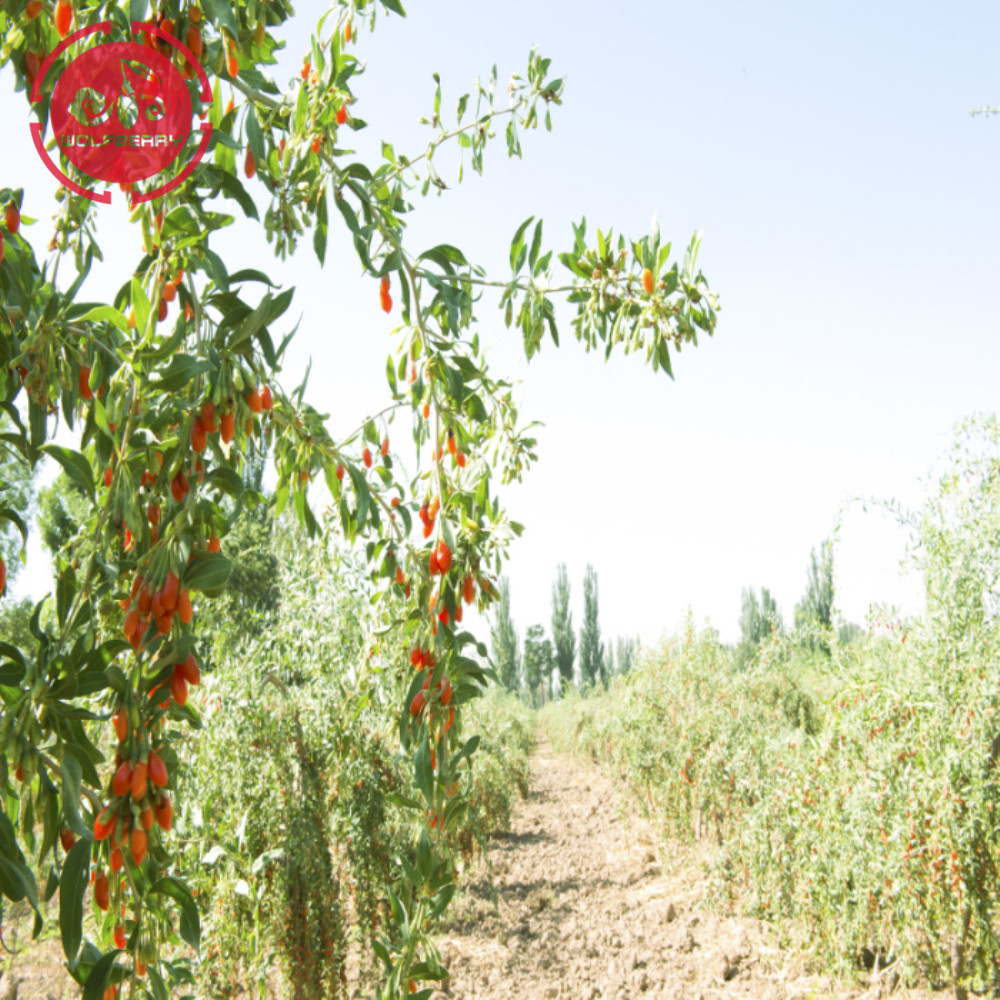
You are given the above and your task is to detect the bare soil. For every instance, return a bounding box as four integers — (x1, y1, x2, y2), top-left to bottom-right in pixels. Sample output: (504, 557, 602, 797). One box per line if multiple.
(432, 732, 933, 1000)
(2, 732, 951, 1000)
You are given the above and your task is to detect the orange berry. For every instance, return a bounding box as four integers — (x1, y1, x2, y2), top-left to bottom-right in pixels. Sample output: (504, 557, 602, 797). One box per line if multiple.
(246, 388, 263, 413)
(25, 0, 42, 17)
(362, 447, 372, 468)
(300, 59, 311, 80)
(171, 672, 188, 706)
(244, 148, 256, 179)
(161, 280, 177, 302)
(187, 24, 202, 59)
(158, 299, 168, 322)
(190, 416, 207, 453)
(94, 871, 110, 910)
(311, 135, 322, 154)
(54, 0, 72, 39)
(178, 653, 200, 685)
(109, 847, 124, 872)
(642, 267, 653, 294)
(335, 463, 345, 481)
(435, 540, 452, 573)
(155, 795, 172, 831)
(177, 588, 192, 624)
(201, 400, 217, 433)
(79, 365, 93, 400)
(130, 826, 148, 866)
(336, 103, 348, 126)
(4, 202, 20, 234)
(148, 750, 169, 788)
(220, 410, 235, 444)
(225, 39, 238, 77)
(208, 533, 221, 553)
(131, 761, 148, 801)
(344, 19, 352, 42)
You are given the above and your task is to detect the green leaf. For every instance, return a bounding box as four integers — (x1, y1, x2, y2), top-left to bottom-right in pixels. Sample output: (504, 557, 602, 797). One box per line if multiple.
(183, 552, 232, 593)
(294, 78, 309, 135)
(509, 216, 534, 272)
(61, 754, 90, 839)
(414, 739, 433, 806)
(149, 876, 200, 949)
(314, 187, 329, 265)
(60, 838, 91, 967)
(0, 851, 40, 918)
(81, 949, 121, 1000)
(40, 445, 95, 503)
(528, 219, 544, 273)
(77, 305, 129, 334)
(346, 464, 370, 531)
(216, 171, 259, 220)
(245, 105, 266, 168)
(201, 0, 239, 39)
(150, 355, 215, 394)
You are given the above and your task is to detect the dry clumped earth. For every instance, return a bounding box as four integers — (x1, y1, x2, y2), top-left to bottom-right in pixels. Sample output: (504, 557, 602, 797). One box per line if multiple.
(432, 733, 944, 1000)
(2, 733, 952, 1000)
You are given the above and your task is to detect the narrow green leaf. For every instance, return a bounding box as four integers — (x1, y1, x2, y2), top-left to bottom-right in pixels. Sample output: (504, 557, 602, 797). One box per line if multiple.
(40, 445, 95, 503)
(81, 949, 121, 1000)
(183, 552, 232, 593)
(60, 838, 91, 967)
(149, 876, 200, 949)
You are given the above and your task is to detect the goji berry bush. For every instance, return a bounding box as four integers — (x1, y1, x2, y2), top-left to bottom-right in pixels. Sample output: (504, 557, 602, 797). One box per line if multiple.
(543, 415, 1000, 996)
(177, 515, 534, 999)
(0, 0, 718, 996)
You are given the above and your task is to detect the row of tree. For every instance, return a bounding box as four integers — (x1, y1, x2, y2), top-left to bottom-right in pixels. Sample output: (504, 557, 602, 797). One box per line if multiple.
(490, 563, 638, 705)
(735, 537, 863, 667)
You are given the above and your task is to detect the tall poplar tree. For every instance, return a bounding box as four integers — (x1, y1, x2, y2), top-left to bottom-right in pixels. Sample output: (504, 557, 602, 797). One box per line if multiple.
(579, 564, 605, 688)
(551, 563, 575, 692)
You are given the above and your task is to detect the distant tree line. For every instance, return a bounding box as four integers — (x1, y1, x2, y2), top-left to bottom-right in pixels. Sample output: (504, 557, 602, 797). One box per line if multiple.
(489, 562, 639, 705)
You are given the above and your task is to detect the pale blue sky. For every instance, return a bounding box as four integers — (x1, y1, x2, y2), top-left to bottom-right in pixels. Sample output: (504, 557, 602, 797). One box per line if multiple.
(3, 1, 999, 647)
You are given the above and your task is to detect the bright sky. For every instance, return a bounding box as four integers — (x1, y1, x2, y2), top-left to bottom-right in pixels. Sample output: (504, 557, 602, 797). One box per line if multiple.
(3, 1, 999, 649)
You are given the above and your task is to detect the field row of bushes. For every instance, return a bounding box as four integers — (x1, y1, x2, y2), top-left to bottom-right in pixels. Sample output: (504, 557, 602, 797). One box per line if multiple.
(174, 516, 536, 999)
(543, 415, 1000, 995)
(0, 504, 534, 1000)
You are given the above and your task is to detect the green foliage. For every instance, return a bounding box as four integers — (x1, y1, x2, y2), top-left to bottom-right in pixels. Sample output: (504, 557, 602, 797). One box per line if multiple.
(205, 503, 280, 650)
(0, 595, 34, 648)
(615, 635, 638, 676)
(550, 563, 575, 693)
(794, 537, 834, 654)
(36, 472, 90, 557)
(0, 0, 718, 993)
(490, 577, 520, 693)
(521, 623, 553, 707)
(544, 415, 1000, 995)
(736, 585, 781, 668)
(578, 563, 605, 689)
(0, 413, 33, 585)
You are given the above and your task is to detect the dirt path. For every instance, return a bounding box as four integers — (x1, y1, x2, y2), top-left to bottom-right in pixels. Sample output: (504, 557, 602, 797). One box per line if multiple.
(434, 732, 846, 1000)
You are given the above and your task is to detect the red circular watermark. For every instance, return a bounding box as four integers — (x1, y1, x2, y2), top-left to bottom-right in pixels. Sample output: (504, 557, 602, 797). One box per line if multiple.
(30, 21, 212, 204)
